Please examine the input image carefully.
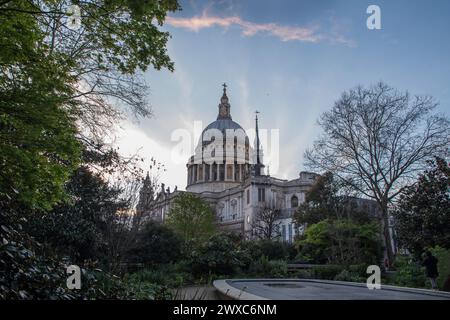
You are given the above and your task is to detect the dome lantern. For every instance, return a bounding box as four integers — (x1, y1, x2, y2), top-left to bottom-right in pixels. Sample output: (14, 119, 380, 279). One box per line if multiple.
(217, 83, 232, 120)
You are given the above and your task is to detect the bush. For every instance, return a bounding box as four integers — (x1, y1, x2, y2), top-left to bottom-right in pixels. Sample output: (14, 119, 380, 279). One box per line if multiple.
(310, 265, 345, 280)
(127, 221, 183, 266)
(293, 264, 367, 282)
(389, 256, 427, 288)
(293, 269, 313, 279)
(188, 233, 244, 279)
(347, 264, 369, 277)
(430, 246, 450, 290)
(297, 219, 382, 265)
(121, 279, 172, 300)
(333, 270, 364, 283)
(240, 240, 293, 261)
(248, 256, 288, 278)
(124, 264, 192, 288)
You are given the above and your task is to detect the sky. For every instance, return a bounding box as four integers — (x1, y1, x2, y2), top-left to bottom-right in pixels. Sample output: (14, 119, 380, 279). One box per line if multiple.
(115, 0, 450, 191)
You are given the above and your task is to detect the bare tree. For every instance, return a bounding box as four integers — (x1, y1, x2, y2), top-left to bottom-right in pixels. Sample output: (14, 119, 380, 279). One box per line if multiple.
(252, 205, 282, 240)
(305, 82, 450, 266)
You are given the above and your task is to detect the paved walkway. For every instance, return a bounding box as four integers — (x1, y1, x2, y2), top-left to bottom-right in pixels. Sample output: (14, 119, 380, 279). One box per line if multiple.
(213, 279, 450, 300)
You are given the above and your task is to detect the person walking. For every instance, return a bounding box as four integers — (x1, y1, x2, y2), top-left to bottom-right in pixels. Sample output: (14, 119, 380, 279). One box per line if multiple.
(422, 251, 439, 290)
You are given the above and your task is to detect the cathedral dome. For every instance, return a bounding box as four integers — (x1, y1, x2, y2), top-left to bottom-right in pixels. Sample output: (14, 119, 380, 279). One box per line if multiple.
(186, 84, 251, 193)
(203, 118, 244, 133)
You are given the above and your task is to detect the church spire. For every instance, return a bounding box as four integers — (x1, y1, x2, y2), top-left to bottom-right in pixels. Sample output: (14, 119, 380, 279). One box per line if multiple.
(253, 111, 265, 176)
(217, 83, 232, 120)
(255, 111, 261, 165)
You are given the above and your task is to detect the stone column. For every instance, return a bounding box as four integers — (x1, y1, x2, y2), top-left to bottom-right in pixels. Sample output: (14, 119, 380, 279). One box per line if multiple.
(188, 166, 191, 184)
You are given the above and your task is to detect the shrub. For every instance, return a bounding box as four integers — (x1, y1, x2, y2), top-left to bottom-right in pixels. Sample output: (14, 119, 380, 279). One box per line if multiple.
(334, 270, 364, 283)
(310, 265, 345, 280)
(248, 256, 288, 278)
(240, 240, 293, 261)
(390, 256, 427, 288)
(430, 246, 450, 290)
(188, 233, 244, 279)
(347, 264, 369, 277)
(297, 219, 382, 265)
(124, 264, 192, 288)
(294, 252, 314, 263)
(127, 221, 183, 266)
(293, 269, 313, 279)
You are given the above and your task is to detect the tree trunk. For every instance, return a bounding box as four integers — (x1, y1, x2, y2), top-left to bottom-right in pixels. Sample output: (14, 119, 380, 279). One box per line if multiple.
(381, 208, 394, 268)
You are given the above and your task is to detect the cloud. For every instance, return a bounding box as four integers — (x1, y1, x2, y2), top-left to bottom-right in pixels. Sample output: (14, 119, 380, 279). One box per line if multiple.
(166, 12, 320, 43)
(165, 11, 354, 46)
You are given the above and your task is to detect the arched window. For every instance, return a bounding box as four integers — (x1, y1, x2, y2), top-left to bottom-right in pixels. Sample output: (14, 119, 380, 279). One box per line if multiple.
(291, 195, 299, 208)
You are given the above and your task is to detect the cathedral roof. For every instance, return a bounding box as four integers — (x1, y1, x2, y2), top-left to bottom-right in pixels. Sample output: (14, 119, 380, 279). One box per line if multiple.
(203, 118, 244, 133)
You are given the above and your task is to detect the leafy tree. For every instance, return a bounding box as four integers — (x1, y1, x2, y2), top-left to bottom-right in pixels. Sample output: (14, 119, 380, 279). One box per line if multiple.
(298, 219, 381, 265)
(0, 2, 81, 210)
(1, 0, 180, 142)
(294, 172, 382, 265)
(0, 0, 180, 299)
(1, 0, 180, 208)
(305, 83, 450, 266)
(166, 193, 217, 248)
(127, 221, 183, 266)
(394, 157, 450, 254)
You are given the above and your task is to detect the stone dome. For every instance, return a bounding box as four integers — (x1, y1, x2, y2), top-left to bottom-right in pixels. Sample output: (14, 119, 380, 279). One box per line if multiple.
(203, 118, 244, 133)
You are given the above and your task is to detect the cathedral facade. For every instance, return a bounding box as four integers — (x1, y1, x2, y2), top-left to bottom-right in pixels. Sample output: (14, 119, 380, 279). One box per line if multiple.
(136, 84, 318, 241)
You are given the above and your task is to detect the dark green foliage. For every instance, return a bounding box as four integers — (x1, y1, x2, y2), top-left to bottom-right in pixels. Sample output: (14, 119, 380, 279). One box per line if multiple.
(184, 236, 294, 280)
(26, 166, 129, 263)
(310, 265, 345, 280)
(239, 240, 293, 261)
(0, 210, 70, 299)
(0, 1, 81, 211)
(430, 246, 450, 290)
(247, 256, 288, 278)
(394, 158, 450, 254)
(333, 269, 365, 283)
(294, 172, 382, 265)
(294, 172, 372, 225)
(188, 233, 244, 279)
(127, 221, 183, 266)
(293, 264, 367, 282)
(297, 219, 382, 265)
(124, 264, 192, 289)
(388, 256, 428, 288)
(0, 209, 144, 299)
(0, 0, 180, 299)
